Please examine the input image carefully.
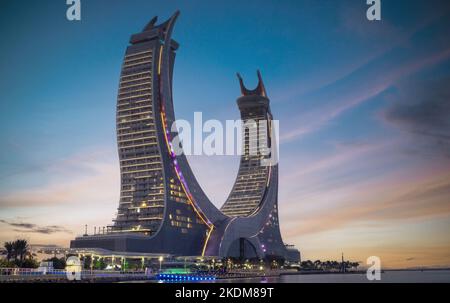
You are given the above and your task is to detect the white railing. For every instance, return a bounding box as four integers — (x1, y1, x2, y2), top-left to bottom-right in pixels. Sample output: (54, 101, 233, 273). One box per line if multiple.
(0, 268, 152, 282)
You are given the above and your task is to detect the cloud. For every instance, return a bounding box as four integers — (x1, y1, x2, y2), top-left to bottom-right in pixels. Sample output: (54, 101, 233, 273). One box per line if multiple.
(281, 47, 450, 144)
(0, 147, 119, 209)
(282, 171, 450, 238)
(0, 219, 72, 235)
(279, 12, 450, 144)
(0, 220, 35, 229)
(281, 139, 387, 184)
(383, 77, 450, 157)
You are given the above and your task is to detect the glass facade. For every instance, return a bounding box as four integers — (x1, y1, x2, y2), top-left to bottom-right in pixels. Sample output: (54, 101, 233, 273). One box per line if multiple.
(221, 109, 271, 217)
(109, 13, 208, 240)
(221, 74, 273, 217)
(113, 48, 165, 234)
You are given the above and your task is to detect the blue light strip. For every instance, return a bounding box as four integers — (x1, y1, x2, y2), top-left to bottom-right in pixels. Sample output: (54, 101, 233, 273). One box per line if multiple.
(156, 274, 216, 281)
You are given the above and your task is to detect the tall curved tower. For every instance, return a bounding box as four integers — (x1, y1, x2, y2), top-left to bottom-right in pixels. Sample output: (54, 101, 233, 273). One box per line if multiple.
(203, 71, 287, 260)
(221, 71, 272, 217)
(71, 12, 296, 262)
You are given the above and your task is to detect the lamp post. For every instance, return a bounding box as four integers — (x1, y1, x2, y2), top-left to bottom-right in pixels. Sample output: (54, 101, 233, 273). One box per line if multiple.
(158, 256, 163, 272)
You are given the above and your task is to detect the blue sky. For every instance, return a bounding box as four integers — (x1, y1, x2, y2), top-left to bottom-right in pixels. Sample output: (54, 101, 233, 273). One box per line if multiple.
(0, 0, 450, 268)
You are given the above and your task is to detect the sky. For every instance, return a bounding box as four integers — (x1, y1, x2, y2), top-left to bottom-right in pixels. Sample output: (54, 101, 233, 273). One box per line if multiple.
(0, 0, 450, 269)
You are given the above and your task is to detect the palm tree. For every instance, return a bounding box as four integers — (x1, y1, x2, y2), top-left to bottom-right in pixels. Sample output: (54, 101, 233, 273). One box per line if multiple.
(4, 242, 14, 261)
(313, 260, 322, 270)
(12, 239, 29, 267)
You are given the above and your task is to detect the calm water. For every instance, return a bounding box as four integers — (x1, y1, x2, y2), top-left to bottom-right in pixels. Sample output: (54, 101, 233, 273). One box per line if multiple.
(215, 270, 450, 283)
(131, 270, 450, 283)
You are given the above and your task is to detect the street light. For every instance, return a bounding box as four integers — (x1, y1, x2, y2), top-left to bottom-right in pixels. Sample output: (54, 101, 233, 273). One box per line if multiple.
(158, 256, 163, 272)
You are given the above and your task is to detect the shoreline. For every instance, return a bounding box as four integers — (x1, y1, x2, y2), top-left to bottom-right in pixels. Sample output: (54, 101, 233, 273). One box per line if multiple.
(2, 268, 450, 283)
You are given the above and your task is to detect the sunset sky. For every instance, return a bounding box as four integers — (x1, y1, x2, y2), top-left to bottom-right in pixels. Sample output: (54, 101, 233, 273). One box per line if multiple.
(0, 0, 449, 269)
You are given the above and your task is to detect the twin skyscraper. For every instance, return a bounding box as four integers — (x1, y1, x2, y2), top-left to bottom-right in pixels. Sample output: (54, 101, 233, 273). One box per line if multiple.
(71, 11, 299, 263)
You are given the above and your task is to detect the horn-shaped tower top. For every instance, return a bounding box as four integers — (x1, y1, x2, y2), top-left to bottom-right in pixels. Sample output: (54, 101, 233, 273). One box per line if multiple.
(142, 11, 180, 33)
(237, 70, 267, 97)
(130, 11, 180, 48)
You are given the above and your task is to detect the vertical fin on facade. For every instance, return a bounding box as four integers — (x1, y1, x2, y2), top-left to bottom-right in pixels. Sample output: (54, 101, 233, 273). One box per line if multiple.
(236, 70, 267, 97)
(160, 11, 180, 40)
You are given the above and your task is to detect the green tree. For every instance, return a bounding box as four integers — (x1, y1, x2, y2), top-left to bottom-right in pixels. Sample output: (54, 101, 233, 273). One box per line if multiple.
(0, 258, 16, 268)
(21, 258, 39, 269)
(83, 255, 92, 269)
(93, 258, 107, 270)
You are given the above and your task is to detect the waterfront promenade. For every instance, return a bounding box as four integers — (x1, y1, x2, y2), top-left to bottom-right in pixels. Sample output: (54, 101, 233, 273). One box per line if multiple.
(0, 267, 298, 283)
(0, 267, 153, 283)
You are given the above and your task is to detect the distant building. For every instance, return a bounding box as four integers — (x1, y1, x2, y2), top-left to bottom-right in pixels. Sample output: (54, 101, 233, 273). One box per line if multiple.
(71, 11, 299, 262)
